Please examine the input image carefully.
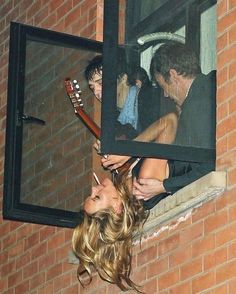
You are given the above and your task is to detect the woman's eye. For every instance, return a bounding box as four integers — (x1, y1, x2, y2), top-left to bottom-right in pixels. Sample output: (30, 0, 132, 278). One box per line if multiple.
(95, 195, 100, 200)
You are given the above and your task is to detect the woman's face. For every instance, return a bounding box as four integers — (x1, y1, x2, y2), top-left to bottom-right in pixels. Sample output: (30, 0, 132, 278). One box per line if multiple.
(84, 178, 122, 215)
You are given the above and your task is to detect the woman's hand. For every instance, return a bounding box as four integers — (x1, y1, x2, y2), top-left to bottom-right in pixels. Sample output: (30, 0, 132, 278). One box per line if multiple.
(101, 154, 131, 171)
(93, 139, 130, 171)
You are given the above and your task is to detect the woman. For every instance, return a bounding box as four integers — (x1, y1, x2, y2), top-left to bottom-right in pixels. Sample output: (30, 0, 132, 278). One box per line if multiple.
(72, 112, 177, 292)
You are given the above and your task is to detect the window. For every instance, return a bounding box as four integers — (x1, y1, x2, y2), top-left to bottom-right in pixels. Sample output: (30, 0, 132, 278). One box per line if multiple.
(3, 22, 102, 227)
(101, 0, 216, 163)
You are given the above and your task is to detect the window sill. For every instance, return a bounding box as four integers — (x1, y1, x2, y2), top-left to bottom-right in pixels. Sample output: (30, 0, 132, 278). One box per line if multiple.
(142, 171, 227, 236)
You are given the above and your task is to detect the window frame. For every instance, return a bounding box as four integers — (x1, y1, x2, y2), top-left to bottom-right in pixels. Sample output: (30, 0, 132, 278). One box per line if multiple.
(3, 22, 103, 228)
(100, 0, 216, 163)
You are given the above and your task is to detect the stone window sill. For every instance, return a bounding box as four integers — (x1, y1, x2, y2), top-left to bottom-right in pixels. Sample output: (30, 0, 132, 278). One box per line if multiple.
(142, 171, 227, 236)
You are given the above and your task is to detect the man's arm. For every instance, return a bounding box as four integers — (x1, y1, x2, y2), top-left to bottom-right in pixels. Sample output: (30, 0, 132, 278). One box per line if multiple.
(133, 161, 215, 200)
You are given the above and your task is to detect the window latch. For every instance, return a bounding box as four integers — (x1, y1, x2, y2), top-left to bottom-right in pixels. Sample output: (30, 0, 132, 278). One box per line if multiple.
(21, 114, 46, 125)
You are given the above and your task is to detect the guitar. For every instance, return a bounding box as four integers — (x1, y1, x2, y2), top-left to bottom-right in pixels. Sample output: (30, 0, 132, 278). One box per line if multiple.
(65, 78, 100, 139)
(64, 78, 136, 177)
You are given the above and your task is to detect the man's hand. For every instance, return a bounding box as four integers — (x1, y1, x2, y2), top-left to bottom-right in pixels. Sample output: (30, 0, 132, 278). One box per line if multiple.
(101, 154, 131, 171)
(132, 177, 166, 201)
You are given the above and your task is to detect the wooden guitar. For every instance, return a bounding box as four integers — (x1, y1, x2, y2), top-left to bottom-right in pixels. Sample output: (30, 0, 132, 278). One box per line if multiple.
(64, 78, 136, 177)
(65, 78, 100, 139)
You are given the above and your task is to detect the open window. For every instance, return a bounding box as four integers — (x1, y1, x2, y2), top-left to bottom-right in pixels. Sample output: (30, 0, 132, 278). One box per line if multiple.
(101, 0, 217, 163)
(3, 22, 103, 227)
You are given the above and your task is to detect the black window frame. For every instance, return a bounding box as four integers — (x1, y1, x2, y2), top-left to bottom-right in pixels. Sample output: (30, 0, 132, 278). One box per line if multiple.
(3, 22, 103, 228)
(100, 0, 216, 163)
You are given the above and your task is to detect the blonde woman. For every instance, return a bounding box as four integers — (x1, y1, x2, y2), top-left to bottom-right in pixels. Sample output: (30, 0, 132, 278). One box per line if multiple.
(72, 112, 177, 292)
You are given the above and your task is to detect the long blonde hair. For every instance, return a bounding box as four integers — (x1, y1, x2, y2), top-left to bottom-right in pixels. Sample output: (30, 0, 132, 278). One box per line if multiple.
(72, 171, 149, 292)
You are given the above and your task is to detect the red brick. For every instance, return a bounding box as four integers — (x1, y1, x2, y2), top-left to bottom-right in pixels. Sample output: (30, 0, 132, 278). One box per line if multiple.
(39, 226, 56, 242)
(53, 272, 72, 292)
(169, 282, 191, 294)
(180, 221, 203, 245)
(8, 240, 24, 258)
(192, 235, 215, 257)
(48, 231, 65, 251)
(31, 242, 47, 260)
(8, 270, 22, 286)
(216, 223, 236, 246)
(217, 32, 228, 53)
(180, 258, 202, 281)
(131, 265, 147, 283)
(228, 167, 236, 186)
(38, 281, 54, 294)
(49, 0, 64, 12)
(204, 247, 227, 270)
(1, 260, 16, 277)
(192, 201, 215, 223)
(57, 1, 73, 19)
(29, 272, 46, 290)
(142, 278, 157, 294)
(159, 269, 179, 290)
(34, 5, 49, 24)
(204, 210, 228, 234)
(55, 243, 71, 260)
(229, 277, 236, 293)
(61, 284, 79, 294)
(39, 252, 56, 269)
(137, 245, 158, 266)
(217, 136, 228, 157)
(212, 283, 228, 294)
(192, 271, 215, 293)
(216, 260, 236, 283)
(15, 280, 30, 294)
(16, 224, 33, 241)
(218, 9, 236, 33)
(65, 6, 81, 27)
(169, 246, 192, 269)
(16, 252, 31, 269)
(46, 263, 63, 281)
(158, 233, 180, 255)
(23, 260, 39, 279)
(147, 257, 168, 278)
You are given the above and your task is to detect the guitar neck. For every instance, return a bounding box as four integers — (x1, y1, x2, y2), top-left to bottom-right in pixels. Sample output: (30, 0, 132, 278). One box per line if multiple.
(75, 107, 101, 139)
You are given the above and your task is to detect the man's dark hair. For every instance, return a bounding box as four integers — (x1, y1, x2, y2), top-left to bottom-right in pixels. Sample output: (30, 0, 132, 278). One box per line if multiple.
(84, 55, 102, 81)
(150, 42, 201, 82)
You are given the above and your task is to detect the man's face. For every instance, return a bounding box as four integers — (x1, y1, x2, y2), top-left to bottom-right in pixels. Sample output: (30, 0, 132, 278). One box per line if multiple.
(83, 178, 122, 215)
(155, 73, 181, 106)
(88, 70, 102, 102)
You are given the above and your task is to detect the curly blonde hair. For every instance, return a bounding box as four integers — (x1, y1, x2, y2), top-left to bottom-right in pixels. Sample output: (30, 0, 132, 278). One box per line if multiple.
(72, 171, 149, 292)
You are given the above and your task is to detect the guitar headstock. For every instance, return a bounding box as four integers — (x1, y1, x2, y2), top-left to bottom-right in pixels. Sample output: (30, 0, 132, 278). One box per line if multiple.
(65, 78, 83, 112)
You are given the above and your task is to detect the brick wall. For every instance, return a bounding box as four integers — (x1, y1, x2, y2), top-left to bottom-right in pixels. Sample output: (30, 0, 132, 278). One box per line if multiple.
(1, 0, 236, 294)
(0, 1, 104, 293)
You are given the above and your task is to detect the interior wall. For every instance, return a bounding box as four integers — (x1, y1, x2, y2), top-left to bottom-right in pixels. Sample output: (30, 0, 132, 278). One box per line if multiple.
(1, 0, 236, 293)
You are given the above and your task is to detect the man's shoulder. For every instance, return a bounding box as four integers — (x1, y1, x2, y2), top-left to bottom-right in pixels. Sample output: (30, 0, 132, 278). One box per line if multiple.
(196, 70, 216, 84)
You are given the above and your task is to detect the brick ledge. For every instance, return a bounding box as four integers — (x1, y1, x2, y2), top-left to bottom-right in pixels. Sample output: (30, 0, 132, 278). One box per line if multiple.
(142, 171, 227, 236)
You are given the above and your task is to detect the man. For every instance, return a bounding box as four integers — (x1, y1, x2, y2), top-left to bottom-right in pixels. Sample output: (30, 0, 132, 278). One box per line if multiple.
(84, 55, 103, 102)
(134, 42, 216, 203)
(103, 42, 216, 207)
(84, 54, 137, 139)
